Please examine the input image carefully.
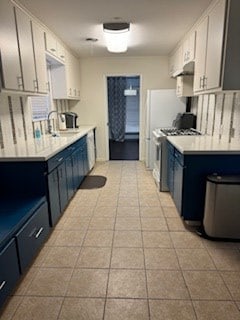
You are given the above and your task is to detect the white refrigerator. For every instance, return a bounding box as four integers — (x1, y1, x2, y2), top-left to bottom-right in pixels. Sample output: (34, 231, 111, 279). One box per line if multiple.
(145, 89, 186, 169)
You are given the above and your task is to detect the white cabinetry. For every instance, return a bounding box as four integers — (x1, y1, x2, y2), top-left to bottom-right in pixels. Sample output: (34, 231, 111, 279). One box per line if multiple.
(15, 7, 36, 92)
(50, 51, 80, 100)
(194, 0, 225, 92)
(0, 0, 22, 91)
(45, 32, 65, 63)
(169, 46, 183, 77)
(0, 0, 48, 94)
(176, 76, 193, 97)
(194, 0, 240, 93)
(193, 16, 209, 92)
(31, 21, 48, 93)
(182, 31, 196, 66)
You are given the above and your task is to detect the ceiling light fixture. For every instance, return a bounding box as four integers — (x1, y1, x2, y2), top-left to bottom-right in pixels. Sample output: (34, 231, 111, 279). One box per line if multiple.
(103, 22, 130, 53)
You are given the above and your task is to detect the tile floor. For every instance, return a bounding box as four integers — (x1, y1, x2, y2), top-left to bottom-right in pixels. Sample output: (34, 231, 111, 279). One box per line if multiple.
(1, 161, 240, 320)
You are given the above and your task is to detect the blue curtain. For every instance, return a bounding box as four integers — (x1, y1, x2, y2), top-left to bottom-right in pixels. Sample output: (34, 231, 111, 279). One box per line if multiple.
(107, 77, 127, 142)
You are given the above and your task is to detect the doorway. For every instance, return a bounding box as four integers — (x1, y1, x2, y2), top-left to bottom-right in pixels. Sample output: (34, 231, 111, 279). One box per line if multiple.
(107, 76, 140, 160)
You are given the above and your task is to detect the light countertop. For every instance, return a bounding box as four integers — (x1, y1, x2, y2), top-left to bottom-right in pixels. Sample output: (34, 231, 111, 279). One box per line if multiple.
(167, 135, 240, 155)
(0, 126, 95, 161)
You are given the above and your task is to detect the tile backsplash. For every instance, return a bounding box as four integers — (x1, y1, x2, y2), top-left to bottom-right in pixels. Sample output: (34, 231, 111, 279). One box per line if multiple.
(191, 92, 240, 142)
(0, 93, 69, 149)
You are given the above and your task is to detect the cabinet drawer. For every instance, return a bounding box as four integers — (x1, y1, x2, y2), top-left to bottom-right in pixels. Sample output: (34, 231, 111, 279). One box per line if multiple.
(0, 239, 20, 307)
(16, 201, 50, 273)
(47, 149, 67, 173)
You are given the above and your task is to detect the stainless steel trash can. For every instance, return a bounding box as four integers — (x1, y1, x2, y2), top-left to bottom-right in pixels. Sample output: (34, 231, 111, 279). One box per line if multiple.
(203, 175, 240, 239)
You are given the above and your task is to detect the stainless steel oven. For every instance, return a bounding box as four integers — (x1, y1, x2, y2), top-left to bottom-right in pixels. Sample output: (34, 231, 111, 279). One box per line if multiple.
(152, 128, 201, 191)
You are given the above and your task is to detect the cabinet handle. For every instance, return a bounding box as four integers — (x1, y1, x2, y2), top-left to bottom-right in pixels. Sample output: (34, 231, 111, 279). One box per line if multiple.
(33, 79, 38, 91)
(46, 82, 50, 92)
(69, 88, 72, 96)
(35, 227, 44, 238)
(17, 76, 23, 89)
(57, 157, 64, 162)
(203, 76, 207, 89)
(0, 281, 6, 291)
(50, 48, 56, 52)
(60, 55, 65, 59)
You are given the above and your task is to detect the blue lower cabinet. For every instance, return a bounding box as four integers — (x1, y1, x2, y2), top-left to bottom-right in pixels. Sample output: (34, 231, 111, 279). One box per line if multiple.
(0, 239, 20, 307)
(58, 162, 68, 212)
(47, 169, 61, 226)
(65, 156, 74, 200)
(15, 201, 50, 273)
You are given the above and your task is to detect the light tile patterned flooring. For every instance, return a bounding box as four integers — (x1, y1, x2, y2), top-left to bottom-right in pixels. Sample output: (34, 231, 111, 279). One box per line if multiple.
(1, 161, 240, 320)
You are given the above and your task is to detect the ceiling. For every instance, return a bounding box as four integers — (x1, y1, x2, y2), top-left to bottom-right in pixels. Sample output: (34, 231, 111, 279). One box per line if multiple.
(18, 0, 212, 58)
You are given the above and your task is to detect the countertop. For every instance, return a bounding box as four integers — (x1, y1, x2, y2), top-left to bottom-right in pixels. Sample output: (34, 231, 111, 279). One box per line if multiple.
(0, 126, 95, 161)
(167, 135, 240, 155)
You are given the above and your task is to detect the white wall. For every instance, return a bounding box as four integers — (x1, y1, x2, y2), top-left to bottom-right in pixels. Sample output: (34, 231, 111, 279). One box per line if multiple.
(71, 56, 175, 161)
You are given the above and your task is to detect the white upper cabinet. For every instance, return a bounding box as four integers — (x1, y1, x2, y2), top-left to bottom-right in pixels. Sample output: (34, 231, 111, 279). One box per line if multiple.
(15, 6, 36, 92)
(194, 0, 225, 93)
(0, 0, 48, 94)
(171, 0, 240, 94)
(50, 51, 80, 100)
(169, 46, 183, 77)
(0, 0, 22, 91)
(45, 32, 65, 63)
(194, 0, 240, 93)
(182, 31, 196, 66)
(176, 76, 193, 97)
(31, 21, 48, 93)
(193, 16, 209, 92)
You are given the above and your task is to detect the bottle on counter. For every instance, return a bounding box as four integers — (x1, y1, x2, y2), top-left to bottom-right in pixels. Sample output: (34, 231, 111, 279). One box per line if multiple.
(34, 127, 41, 139)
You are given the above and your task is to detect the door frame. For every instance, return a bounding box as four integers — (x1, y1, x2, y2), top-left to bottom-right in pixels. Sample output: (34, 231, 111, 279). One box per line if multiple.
(104, 74, 142, 161)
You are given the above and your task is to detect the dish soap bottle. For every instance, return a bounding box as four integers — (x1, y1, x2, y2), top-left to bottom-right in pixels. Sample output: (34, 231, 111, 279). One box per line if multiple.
(34, 127, 41, 139)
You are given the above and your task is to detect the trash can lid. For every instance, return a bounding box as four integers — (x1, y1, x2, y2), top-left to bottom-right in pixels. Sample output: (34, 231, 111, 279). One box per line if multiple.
(207, 174, 240, 184)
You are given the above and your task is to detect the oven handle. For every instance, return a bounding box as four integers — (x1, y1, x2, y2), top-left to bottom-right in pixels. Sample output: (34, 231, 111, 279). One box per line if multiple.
(153, 136, 161, 146)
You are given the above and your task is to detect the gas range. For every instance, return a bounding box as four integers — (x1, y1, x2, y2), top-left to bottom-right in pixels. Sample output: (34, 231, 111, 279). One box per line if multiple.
(153, 127, 201, 139)
(152, 127, 202, 192)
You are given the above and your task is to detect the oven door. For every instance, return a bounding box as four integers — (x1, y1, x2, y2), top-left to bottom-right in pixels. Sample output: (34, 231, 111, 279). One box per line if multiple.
(152, 136, 162, 187)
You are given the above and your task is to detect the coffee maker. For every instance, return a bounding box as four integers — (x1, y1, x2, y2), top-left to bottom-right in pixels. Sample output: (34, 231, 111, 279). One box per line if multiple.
(63, 112, 79, 129)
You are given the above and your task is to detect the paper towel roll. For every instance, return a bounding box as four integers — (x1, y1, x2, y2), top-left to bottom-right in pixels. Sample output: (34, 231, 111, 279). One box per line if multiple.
(59, 114, 67, 131)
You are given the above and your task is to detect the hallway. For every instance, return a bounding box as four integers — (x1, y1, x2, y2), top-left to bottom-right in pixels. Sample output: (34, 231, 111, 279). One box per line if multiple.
(1, 161, 240, 319)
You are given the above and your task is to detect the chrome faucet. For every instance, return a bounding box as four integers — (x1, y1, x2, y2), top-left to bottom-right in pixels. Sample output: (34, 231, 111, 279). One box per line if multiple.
(47, 111, 65, 134)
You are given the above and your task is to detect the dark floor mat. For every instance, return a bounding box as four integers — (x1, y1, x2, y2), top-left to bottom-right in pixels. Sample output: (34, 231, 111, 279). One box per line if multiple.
(79, 175, 107, 189)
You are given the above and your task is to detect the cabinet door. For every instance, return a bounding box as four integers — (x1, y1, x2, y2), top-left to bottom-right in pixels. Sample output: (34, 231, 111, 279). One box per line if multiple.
(183, 31, 196, 65)
(65, 156, 74, 200)
(194, 16, 208, 92)
(176, 77, 183, 96)
(0, 239, 20, 307)
(15, 7, 36, 92)
(45, 32, 57, 56)
(31, 21, 48, 93)
(16, 201, 50, 273)
(173, 157, 183, 214)
(205, 0, 226, 90)
(58, 162, 68, 212)
(57, 42, 65, 62)
(0, 0, 22, 91)
(47, 169, 61, 226)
